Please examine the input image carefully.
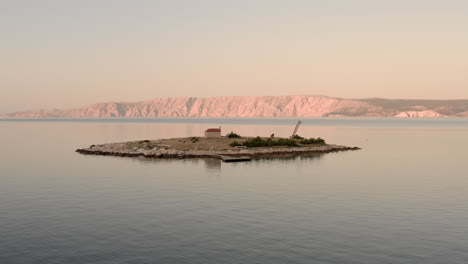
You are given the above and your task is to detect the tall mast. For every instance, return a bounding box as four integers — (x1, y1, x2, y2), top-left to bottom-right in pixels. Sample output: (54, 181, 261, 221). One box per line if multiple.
(291, 120, 302, 138)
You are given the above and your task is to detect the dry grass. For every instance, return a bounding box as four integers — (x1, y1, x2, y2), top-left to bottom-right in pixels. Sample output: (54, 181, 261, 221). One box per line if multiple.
(154, 137, 250, 151)
(152, 136, 319, 151)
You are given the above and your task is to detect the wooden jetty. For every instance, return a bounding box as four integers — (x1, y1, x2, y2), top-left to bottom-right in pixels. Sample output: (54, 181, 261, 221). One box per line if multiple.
(219, 155, 251, 162)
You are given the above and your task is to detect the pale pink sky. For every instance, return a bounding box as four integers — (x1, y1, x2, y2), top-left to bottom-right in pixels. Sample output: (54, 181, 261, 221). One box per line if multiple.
(1, 0, 467, 113)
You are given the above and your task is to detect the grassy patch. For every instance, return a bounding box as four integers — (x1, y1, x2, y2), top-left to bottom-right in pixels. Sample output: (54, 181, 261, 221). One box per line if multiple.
(292, 135, 304, 139)
(300, 138, 326, 144)
(232, 137, 299, 148)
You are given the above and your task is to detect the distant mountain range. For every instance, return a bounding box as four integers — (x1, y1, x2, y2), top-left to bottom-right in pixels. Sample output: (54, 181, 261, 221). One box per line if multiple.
(2, 96, 468, 118)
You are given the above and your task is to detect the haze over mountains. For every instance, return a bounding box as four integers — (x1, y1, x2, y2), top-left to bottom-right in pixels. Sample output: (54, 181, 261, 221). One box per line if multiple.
(2, 96, 468, 118)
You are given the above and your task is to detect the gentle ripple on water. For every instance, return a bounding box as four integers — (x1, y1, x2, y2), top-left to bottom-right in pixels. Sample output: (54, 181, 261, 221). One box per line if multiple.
(1, 119, 468, 263)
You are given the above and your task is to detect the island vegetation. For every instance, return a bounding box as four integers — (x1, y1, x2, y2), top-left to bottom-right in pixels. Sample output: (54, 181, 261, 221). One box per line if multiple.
(226, 131, 241, 138)
(229, 135, 326, 148)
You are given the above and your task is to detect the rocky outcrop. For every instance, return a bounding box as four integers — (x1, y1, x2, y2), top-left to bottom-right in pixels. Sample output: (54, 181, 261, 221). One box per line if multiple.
(75, 141, 360, 160)
(2, 96, 468, 118)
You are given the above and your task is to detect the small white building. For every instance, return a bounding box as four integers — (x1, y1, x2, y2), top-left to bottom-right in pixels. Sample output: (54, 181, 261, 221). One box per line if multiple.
(205, 127, 221, 138)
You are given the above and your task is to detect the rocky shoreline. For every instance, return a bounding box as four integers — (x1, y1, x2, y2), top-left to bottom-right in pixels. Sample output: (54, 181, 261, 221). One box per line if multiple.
(75, 139, 360, 160)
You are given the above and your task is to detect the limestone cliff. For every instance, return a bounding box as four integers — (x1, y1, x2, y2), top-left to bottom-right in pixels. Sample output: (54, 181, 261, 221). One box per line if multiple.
(2, 96, 468, 118)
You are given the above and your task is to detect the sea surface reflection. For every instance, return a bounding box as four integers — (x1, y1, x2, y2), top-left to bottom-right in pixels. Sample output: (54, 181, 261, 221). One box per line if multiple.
(1, 118, 468, 264)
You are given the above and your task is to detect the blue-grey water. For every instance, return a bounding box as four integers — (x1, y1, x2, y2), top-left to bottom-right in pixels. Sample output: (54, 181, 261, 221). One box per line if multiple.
(1, 118, 468, 264)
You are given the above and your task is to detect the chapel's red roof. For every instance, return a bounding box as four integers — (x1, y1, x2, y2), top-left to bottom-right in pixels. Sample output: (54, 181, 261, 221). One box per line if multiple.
(205, 128, 221, 132)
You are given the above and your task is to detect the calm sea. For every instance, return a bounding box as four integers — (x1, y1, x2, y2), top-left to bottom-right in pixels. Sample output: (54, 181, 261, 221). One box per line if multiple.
(1, 118, 468, 264)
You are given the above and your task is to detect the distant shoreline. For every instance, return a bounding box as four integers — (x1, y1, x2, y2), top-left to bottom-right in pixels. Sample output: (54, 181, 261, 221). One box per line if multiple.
(3, 95, 468, 118)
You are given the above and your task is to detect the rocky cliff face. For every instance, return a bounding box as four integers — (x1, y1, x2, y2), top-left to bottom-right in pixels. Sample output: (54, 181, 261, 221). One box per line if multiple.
(394, 110, 447, 118)
(2, 96, 468, 118)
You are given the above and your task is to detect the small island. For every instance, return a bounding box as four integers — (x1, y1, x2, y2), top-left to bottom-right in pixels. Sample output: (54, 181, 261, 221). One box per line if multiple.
(76, 129, 360, 162)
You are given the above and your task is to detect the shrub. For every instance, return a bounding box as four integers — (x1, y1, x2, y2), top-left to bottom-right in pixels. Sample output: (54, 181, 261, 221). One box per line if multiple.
(275, 138, 299, 147)
(316, 137, 325, 144)
(226, 131, 241, 138)
(292, 135, 304, 140)
(300, 137, 326, 144)
(230, 141, 242, 147)
(239, 137, 298, 147)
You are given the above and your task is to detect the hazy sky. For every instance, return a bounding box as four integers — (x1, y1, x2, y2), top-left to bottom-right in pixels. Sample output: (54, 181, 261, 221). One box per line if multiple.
(1, 0, 467, 113)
